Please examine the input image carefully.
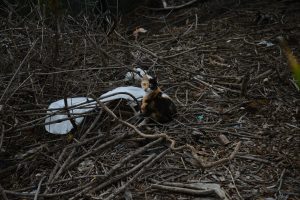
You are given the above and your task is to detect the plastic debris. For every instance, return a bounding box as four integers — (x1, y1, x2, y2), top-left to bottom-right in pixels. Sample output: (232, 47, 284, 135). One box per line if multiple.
(258, 40, 274, 47)
(124, 68, 151, 82)
(196, 114, 204, 122)
(45, 97, 95, 135)
(234, 124, 242, 129)
(45, 87, 146, 135)
(100, 86, 145, 103)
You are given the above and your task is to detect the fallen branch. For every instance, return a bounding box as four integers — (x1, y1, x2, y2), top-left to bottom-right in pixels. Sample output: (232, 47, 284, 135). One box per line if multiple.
(66, 132, 129, 170)
(91, 153, 157, 193)
(4, 139, 164, 199)
(72, 138, 163, 198)
(151, 184, 215, 196)
(47, 111, 103, 186)
(0, 184, 8, 200)
(34, 176, 46, 200)
(93, 96, 185, 151)
(104, 149, 170, 200)
(0, 39, 38, 103)
(187, 141, 242, 168)
(209, 57, 231, 68)
(152, 182, 228, 200)
(94, 96, 241, 169)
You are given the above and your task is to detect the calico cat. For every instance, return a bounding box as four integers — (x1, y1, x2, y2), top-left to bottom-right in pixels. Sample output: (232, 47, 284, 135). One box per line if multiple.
(140, 75, 177, 123)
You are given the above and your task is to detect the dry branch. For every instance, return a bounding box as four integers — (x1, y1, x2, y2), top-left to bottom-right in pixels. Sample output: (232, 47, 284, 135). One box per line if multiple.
(151, 184, 215, 196)
(92, 153, 157, 193)
(73, 138, 164, 198)
(0, 39, 38, 103)
(104, 149, 170, 200)
(0, 184, 9, 200)
(187, 141, 242, 168)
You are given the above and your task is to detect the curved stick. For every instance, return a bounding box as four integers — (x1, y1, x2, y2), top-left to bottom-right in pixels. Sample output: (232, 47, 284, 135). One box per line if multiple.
(94, 95, 241, 168)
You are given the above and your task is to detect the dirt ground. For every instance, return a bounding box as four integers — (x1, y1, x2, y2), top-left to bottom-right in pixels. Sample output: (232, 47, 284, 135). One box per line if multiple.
(0, 0, 299, 199)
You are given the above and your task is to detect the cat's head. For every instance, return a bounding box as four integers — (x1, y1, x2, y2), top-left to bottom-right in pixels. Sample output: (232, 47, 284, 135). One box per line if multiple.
(141, 75, 158, 91)
(148, 77, 158, 90)
(141, 75, 150, 90)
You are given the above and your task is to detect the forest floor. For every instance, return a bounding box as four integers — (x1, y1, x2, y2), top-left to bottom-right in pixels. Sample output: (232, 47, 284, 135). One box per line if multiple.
(0, 0, 299, 199)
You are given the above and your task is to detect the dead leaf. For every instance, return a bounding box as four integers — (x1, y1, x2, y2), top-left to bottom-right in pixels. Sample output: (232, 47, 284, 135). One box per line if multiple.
(243, 99, 270, 112)
(217, 134, 230, 146)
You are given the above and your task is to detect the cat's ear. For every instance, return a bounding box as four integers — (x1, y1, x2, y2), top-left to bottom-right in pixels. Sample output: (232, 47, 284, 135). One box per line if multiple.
(142, 74, 148, 79)
(151, 76, 158, 83)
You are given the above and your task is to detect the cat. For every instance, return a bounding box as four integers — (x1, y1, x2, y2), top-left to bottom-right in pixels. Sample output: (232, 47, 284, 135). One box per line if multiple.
(140, 75, 177, 124)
